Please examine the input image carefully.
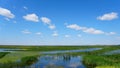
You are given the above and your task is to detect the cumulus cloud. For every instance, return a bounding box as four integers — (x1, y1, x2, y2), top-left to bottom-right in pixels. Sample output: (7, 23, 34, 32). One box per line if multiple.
(40, 17, 56, 30)
(83, 28, 104, 34)
(66, 24, 87, 31)
(97, 12, 118, 21)
(66, 24, 81, 30)
(40, 17, 51, 24)
(0, 7, 15, 18)
(52, 31, 58, 37)
(23, 13, 39, 22)
(66, 24, 116, 35)
(49, 24, 56, 30)
(22, 29, 31, 34)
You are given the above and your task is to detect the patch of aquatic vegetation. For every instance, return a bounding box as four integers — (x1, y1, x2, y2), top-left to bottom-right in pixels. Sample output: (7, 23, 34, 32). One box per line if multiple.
(83, 54, 120, 68)
(20, 56, 38, 66)
(0, 56, 38, 68)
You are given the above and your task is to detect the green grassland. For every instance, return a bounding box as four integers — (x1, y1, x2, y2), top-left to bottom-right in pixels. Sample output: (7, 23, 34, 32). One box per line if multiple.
(83, 54, 120, 68)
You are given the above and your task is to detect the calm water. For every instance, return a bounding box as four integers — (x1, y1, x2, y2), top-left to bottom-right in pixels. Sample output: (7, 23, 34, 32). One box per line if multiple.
(104, 49, 120, 55)
(24, 48, 102, 68)
(0, 48, 25, 52)
(40, 48, 102, 54)
(30, 55, 86, 68)
(0, 48, 12, 52)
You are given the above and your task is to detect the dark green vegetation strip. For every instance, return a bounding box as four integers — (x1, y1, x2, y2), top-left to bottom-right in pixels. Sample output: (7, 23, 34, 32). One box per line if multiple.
(83, 54, 120, 68)
(0, 45, 120, 51)
(0, 45, 95, 51)
(21, 56, 38, 66)
(0, 56, 38, 68)
(0, 52, 9, 58)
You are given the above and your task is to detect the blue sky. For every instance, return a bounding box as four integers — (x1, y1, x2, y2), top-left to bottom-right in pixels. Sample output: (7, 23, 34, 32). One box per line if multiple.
(0, 0, 120, 45)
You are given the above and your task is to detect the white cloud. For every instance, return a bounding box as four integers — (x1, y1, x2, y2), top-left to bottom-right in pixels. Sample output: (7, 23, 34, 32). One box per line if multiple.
(66, 24, 115, 35)
(40, 17, 56, 30)
(66, 24, 104, 34)
(40, 17, 51, 24)
(23, 13, 39, 22)
(22, 29, 31, 34)
(97, 12, 118, 21)
(83, 28, 104, 34)
(66, 24, 81, 30)
(65, 35, 70, 38)
(49, 24, 56, 30)
(67, 24, 87, 31)
(35, 32, 41, 35)
(52, 31, 58, 37)
(0, 7, 15, 18)
(23, 6, 28, 10)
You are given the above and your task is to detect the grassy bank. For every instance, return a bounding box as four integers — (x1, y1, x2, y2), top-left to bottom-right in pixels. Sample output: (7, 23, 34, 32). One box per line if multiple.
(0, 52, 9, 58)
(0, 51, 40, 63)
(0, 56, 38, 68)
(83, 54, 120, 68)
